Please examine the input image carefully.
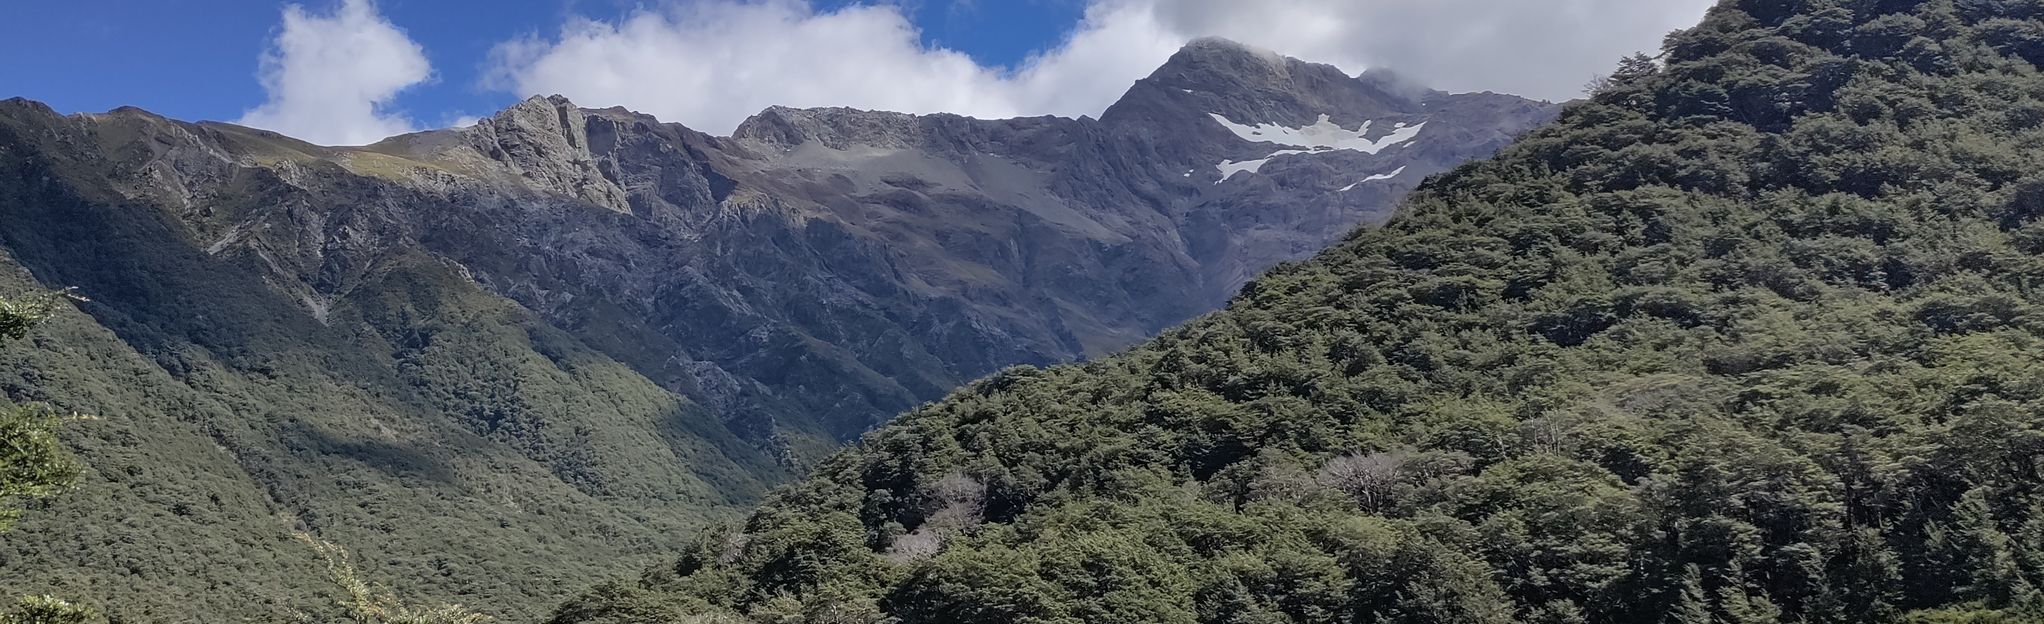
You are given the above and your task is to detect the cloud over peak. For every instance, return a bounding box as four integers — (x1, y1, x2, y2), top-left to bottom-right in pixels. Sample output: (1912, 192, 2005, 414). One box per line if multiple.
(229, 0, 1715, 143)
(484, 0, 1714, 135)
(236, 0, 430, 146)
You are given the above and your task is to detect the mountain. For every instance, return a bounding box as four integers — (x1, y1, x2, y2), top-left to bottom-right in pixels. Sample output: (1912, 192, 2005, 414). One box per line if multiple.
(544, 2, 2044, 623)
(0, 40, 1553, 621)
(352, 38, 1554, 451)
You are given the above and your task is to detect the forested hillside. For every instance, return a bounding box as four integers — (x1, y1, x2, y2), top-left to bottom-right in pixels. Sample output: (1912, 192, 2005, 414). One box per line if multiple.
(552, 1, 2044, 622)
(0, 37, 1549, 620)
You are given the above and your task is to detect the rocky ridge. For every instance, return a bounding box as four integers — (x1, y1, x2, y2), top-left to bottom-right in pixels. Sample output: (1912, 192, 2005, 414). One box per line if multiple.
(341, 39, 1559, 449)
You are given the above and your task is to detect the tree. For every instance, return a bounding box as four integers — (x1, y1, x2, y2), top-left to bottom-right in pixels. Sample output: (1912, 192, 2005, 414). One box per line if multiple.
(0, 596, 99, 624)
(1668, 565, 1714, 624)
(1586, 52, 1664, 95)
(1317, 451, 1407, 512)
(2018, 497, 2044, 584)
(296, 533, 492, 624)
(1717, 581, 1785, 624)
(884, 545, 1064, 624)
(1926, 488, 2026, 606)
(1826, 529, 1901, 623)
(0, 291, 82, 532)
(0, 407, 76, 533)
(0, 289, 76, 342)
(1612, 53, 1662, 83)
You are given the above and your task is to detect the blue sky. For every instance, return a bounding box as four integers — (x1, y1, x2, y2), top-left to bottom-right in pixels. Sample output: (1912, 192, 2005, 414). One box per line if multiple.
(0, 1, 1713, 145)
(0, 0, 1085, 127)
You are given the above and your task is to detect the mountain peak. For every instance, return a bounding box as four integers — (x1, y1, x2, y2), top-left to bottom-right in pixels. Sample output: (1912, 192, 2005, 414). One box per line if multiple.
(456, 92, 633, 211)
(1101, 38, 1421, 128)
(731, 105, 940, 151)
(474, 93, 593, 140)
(496, 93, 577, 119)
(1172, 37, 1289, 67)
(1148, 37, 1302, 89)
(0, 96, 60, 120)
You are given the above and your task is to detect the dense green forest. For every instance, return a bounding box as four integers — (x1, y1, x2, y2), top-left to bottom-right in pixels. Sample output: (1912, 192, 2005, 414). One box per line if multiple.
(1, 293, 97, 623)
(0, 295, 489, 624)
(546, 1, 2044, 622)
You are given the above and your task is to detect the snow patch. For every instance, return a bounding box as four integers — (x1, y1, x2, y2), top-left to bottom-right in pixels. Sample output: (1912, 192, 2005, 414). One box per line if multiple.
(1208, 113, 1425, 183)
(1217, 149, 1319, 182)
(1363, 166, 1408, 182)
(1209, 113, 1426, 155)
(1217, 157, 1274, 181)
(1338, 166, 1409, 191)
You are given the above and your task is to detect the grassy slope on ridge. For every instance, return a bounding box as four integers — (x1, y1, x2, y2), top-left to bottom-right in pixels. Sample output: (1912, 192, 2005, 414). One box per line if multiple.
(553, 1, 2044, 622)
(0, 104, 775, 621)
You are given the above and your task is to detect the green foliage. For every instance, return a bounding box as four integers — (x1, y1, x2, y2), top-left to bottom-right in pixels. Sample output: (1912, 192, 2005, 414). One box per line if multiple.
(0, 596, 100, 624)
(0, 288, 78, 527)
(0, 405, 77, 533)
(296, 533, 492, 624)
(0, 291, 78, 533)
(0, 290, 80, 343)
(553, 1, 2044, 622)
(0, 300, 41, 342)
(0, 295, 94, 624)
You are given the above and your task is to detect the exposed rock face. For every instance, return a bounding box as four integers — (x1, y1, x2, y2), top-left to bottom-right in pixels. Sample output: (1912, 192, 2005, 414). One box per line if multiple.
(456, 95, 634, 212)
(0, 39, 1555, 619)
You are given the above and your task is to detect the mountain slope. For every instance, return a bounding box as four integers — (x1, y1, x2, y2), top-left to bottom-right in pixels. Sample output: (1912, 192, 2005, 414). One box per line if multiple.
(0, 42, 1551, 621)
(0, 108, 778, 620)
(550, 2, 2044, 622)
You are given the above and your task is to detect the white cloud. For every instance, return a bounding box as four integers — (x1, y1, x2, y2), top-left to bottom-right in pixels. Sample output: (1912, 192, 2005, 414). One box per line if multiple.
(237, 0, 432, 146)
(1138, 0, 1719, 101)
(485, 0, 1716, 135)
(485, 0, 1024, 134)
